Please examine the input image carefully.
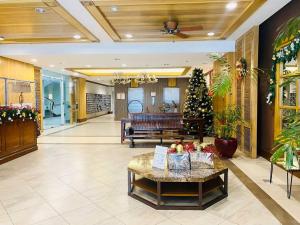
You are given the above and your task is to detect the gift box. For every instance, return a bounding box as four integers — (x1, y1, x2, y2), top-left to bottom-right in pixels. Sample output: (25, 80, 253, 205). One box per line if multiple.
(168, 153, 190, 170)
(190, 152, 214, 169)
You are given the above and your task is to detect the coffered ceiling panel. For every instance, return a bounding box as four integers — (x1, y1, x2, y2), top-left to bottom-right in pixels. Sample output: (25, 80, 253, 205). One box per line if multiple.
(81, 0, 266, 42)
(0, 0, 98, 43)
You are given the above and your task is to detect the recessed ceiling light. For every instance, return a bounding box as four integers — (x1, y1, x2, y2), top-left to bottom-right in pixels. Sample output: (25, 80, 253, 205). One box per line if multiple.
(226, 2, 237, 10)
(0, 36, 5, 41)
(125, 33, 133, 38)
(207, 32, 215, 36)
(121, 63, 127, 67)
(111, 6, 118, 12)
(31, 58, 37, 63)
(73, 34, 81, 39)
(49, 64, 55, 68)
(35, 7, 46, 14)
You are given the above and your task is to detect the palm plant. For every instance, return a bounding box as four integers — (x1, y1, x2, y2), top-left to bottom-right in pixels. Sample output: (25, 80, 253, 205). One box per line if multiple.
(209, 53, 232, 97)
(274, 16, 300, 48)
(271, 112, 300, 169)
(214, 106, 242, 140)
(209, 53, 269, 97)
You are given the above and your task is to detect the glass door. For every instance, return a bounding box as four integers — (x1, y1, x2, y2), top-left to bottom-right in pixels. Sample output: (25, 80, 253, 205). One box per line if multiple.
(42, 76, 65, 129)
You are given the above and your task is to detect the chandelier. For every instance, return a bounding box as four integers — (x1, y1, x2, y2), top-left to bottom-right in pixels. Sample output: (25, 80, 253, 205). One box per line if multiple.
(110, 73, 131, 85)
(135, 73, 158, 84)
(110, 72, 158, 85)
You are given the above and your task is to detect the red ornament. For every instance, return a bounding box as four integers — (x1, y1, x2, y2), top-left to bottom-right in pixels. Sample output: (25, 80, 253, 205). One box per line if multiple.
(184, 142, 195, 152)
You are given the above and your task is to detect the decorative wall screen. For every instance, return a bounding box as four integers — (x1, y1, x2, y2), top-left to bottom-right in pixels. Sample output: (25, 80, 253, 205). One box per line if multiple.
(235, 26, 258, 158)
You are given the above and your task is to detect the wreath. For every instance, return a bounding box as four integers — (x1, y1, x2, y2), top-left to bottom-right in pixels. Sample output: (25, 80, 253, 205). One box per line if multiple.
(236, 57, 248, 79)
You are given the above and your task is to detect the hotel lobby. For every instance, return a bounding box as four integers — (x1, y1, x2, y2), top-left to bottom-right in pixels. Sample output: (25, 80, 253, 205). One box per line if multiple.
(0, 0, 300, 225)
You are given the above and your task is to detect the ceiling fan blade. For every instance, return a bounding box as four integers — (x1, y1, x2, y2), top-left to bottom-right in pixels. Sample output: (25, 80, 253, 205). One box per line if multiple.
(180, 25, 203, 32)
(175, 32, 189, 39)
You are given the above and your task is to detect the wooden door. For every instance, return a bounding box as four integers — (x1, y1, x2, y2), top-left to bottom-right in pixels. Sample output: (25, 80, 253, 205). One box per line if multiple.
(235, 26, 258, 158)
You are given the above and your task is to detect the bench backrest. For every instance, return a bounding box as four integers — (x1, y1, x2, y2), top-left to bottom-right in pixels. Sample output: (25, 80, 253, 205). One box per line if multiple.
(130, 113, 183, 130)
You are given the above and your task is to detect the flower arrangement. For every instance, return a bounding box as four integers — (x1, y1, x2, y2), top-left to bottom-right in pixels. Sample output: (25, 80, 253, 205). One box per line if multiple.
(0, 106, 39, 124)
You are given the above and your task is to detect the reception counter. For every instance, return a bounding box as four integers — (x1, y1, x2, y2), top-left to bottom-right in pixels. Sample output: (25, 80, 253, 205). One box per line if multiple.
(0, 119, 38, 164)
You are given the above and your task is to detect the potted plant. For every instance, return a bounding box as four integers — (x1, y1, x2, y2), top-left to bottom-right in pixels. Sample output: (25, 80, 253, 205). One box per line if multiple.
(271, 113, 300, 169)
(214, 106, 242, 158)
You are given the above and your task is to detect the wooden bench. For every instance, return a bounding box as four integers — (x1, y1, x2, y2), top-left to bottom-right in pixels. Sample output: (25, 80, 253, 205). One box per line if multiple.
(121, 113, 203, 148)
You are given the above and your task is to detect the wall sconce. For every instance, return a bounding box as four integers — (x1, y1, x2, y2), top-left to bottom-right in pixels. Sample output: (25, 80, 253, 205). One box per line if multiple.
(150, 92, 156, 97)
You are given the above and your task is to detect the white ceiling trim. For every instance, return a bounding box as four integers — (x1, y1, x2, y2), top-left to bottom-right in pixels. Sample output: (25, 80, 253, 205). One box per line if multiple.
(56, 0, 113, 43)
(0, 41, 235, 55)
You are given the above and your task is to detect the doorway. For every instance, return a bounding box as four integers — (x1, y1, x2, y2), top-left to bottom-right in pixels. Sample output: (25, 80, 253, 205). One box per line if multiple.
(42, 76, 65, 129)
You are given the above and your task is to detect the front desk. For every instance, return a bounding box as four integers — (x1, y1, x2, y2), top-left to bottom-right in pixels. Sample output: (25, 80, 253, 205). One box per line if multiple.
(0, 119, 38, 164)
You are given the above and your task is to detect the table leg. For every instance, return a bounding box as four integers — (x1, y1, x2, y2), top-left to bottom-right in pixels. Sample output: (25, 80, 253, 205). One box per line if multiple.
(128, 171, 132, 194)
(270, 163, 273, 183)
(129, 137, 135, 148)
(287, 171, 293, 199)
(198, 182, 203, 207)
(121, 121, 125, 144)
(224, 169, 228, 194)
(157, 182, 161, 206)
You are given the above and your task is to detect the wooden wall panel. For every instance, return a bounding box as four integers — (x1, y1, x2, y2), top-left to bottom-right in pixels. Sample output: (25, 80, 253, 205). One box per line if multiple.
(234, 26, 258, 158)
(114, 78, 189, 120)
(78, 78, 87, 122)
(0, 57, 36, 107)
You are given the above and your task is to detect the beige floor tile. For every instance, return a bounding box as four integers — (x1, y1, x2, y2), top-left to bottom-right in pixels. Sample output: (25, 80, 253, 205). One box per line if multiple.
(115, 207, 167, 225)
(226, 202, 281, 225)
(1, 193, 45, 214)
(93, 217, 125, 225)
(47, 194, 92, 214)
(8, 203, 58, 225)
(61, 204, 113, 225)
(168, 210, 226, 225)
(156, 219, 180, 225)
(31, 216, 68, 225)
(0, 216, 14, 225)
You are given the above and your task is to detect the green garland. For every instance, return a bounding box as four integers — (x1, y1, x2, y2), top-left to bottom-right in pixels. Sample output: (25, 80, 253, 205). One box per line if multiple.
(0, 106, 38, 124)
(267, 31, 300, 104)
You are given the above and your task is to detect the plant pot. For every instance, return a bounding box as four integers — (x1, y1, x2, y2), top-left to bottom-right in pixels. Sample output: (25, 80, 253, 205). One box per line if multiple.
(214, 138, 238, 158)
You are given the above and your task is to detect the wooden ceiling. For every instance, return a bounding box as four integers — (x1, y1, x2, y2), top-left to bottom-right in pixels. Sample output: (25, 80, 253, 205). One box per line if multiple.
(0, 0, 98, 44)
(81, 0, 266, 42)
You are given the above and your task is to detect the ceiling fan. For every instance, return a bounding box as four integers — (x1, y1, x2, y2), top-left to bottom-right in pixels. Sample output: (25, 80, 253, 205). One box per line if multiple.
(161, 20, 203, 39)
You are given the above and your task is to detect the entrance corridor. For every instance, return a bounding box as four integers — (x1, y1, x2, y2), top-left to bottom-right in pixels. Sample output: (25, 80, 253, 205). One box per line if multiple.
(0, 115, 299, 225)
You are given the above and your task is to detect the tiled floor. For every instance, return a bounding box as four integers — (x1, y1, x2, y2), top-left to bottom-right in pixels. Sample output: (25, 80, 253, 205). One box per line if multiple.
(0, 115, 298, 225)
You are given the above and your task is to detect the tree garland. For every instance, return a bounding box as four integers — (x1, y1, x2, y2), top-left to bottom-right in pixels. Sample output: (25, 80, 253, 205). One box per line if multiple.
(267, 31, 300, 104)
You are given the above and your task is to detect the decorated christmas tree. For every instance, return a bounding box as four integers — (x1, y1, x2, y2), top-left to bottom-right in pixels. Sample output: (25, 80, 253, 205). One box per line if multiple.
(183, 68, 213, 134)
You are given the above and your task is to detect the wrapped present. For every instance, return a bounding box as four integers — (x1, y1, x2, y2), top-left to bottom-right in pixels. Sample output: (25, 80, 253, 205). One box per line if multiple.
(190, 152, 214, 169)
(168, 153, 190, 170)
